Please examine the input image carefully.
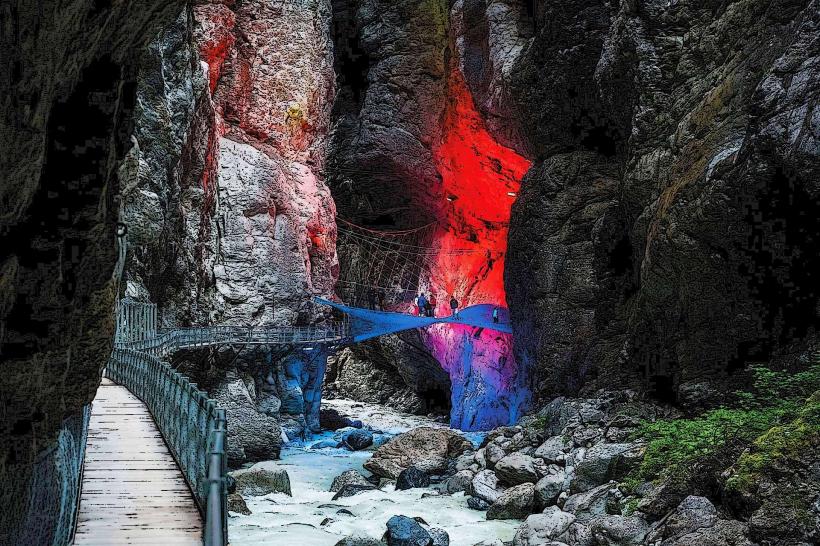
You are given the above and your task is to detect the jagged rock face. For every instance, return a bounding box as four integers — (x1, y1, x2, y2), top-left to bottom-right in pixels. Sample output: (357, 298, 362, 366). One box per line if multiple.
(507, 0, 820, 406)
(0, 0, 187, 540)
(121, 7, 219, 322)
(123, 0, 339, 457)
(327, 0, 534, 430)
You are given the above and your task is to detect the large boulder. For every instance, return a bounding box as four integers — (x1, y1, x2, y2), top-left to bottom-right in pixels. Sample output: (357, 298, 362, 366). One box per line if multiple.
(588, 515, 648, 546)
(231, 462, 291, 496)
(563, 484, 619, 524)
(661, 520, 755, 546)
(446, 469, 474, 494)
(487, 483, 536, 520)
(396, 467, 430, 490)
(495, 453, 540, 486)
(212, 377, 283, 465)
(322, 408, 358, 430)
(662, 496, 718, 539)
(330, 470, 373, 493)
(512, 506, 576, 546)
(535, 468, 566, 508)
(364, 427, 472, 478)
(534, 436, 570, 464)
(469, 470, 504, 504)
(384, 515, 433, 546)
(571, 443, 643, 493)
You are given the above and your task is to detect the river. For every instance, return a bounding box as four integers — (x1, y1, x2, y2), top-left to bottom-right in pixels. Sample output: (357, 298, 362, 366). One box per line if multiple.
(229, 399, 517, 545)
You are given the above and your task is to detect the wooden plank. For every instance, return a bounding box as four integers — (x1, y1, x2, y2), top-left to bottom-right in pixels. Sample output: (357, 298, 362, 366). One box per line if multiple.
(74, 384, 203, 545)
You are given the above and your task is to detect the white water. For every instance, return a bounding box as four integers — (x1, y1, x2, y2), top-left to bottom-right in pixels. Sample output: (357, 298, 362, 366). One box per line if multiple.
(229, 400, 516, 545)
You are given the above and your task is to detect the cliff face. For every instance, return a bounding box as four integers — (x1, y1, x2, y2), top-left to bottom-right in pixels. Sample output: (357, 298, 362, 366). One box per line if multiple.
(122, 0, 339, 460)
(326, 0, 538, 430)
(506, 0, 820, 406)
(0, 0, 187, 540)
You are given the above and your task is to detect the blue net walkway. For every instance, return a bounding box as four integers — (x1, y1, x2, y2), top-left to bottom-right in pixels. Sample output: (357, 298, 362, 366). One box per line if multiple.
(314, 297, 512, 342)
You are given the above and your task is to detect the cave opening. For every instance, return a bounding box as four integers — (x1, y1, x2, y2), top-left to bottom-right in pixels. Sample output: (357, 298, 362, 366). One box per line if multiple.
(648, 374, 677, 404)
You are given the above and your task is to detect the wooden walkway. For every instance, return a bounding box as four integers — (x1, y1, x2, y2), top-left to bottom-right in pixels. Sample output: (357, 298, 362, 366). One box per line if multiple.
(74, 378, 202, 545)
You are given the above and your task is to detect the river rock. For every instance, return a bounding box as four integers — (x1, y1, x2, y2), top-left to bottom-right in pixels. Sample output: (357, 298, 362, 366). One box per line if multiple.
(364, 427, 472, 479)
(231, 462, 292, 496)
(486, 443, 507, 468)
(487, 483, 536, 520)
(534, 437, 570, 464)
(663, 496, 718, 538)
(588, 515, 648, 545)
(562, 483, 618, 523)
(384, 515, 433, 546)
(213, 377, 283, 465)
(468, 496, 491, 510)
(495, 453, 540, 486)
(446, 469, 474, 494)
(331, 470, 373, 493)
(513, 506, 576, 545)
(429, 528, 450, 546)
(535, 468, 566, 508)
(227, 492, 251, 515)
(344, 429, 375, 450)
(333, 483, 378, 500)
(571, 443, 643, 493)
(396, 466, 430, 490)
(469, 470, 504, 504)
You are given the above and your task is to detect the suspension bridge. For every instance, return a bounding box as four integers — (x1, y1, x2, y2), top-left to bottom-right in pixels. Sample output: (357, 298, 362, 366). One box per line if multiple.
(70, 218, 513, 545)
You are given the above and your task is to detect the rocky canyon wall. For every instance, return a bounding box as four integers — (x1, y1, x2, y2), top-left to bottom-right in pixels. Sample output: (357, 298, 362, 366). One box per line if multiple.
(506, 0, 820, 407)
(121, 0, 340, 462)
(0, 1, 187, 541)
(326, 0, 537, 430)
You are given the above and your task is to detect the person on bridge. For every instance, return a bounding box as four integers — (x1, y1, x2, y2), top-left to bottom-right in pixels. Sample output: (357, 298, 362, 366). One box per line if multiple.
(416, 293, 427, 316)
(377, 289, 386, 311)
(450, 295, 459, 318)
(493, 306, 500, 324)
(367, 289, 377, 310)
(428, 294, 437, 317)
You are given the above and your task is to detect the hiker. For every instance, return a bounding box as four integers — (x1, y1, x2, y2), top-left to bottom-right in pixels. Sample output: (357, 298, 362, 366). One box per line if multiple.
(493, 307, 500, 324)
(367, 289, 377, 310)
(428, 294, 437, 317)
(450, 295, 459, 318)
(416, 293, 427, 316)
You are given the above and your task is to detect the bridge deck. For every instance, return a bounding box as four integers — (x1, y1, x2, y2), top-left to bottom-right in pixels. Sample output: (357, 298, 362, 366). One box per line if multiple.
(74, 378, 202, 545)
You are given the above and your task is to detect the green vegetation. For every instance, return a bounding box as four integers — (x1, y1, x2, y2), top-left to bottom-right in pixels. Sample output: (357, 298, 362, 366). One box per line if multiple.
(726, 391, 820, 492)
(629, 362, 820, 485)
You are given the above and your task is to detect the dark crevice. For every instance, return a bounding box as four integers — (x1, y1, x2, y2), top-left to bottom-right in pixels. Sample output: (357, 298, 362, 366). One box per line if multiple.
(330, 0, 371, 117)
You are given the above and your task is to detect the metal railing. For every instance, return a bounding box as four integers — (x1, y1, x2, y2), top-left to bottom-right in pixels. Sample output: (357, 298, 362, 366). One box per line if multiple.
(106, 349, 228, 546)
(106, 298, 350, 545)
(115, 324, 350, 356)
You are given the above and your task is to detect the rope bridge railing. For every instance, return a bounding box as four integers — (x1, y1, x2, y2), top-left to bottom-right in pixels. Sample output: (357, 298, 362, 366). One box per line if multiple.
(106, 348, 227, 546)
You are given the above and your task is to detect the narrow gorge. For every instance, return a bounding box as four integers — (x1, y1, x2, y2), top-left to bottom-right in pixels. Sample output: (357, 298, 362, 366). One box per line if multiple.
(1, 0, 818, 545)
